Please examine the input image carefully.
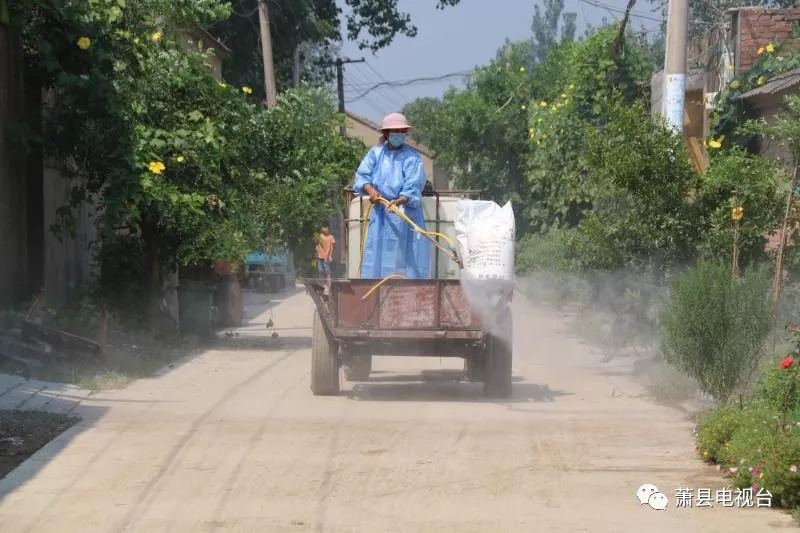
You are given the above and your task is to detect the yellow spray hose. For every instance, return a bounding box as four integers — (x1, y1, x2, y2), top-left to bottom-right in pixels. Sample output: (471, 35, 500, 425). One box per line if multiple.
(357, 195, 462, 300)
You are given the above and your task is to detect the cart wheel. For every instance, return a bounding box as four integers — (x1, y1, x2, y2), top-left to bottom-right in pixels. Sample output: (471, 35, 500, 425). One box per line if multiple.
(311, 310, 339, 396)
(484, 306, 513, 398)
(343, 354, 372, 381)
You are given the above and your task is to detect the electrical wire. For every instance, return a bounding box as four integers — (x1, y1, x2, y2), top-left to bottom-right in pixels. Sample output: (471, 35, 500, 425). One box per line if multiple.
(364, 61, 410, 103)
(345, 71, 473, 103)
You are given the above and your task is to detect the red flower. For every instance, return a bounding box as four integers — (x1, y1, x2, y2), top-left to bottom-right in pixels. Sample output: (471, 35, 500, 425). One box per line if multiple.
(781, 356, 795, 369)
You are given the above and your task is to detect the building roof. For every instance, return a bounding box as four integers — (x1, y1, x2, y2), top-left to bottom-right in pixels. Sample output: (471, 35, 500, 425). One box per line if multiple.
(345, 110, 434, 158)
(186, 27, 232, 59)
(740, 68, 800, 100)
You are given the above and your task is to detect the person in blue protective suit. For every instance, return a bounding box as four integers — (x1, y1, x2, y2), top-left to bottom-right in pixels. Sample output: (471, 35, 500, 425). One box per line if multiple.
(353, 112, 432, 279)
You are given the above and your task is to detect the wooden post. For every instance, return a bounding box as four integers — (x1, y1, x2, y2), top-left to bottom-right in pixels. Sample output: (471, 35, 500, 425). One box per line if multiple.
(732, 218, 740, 280)
(772, 160, 799, 320)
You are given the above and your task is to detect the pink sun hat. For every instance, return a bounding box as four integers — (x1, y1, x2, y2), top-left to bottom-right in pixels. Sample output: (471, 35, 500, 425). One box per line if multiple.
(379, 112, 413, 131)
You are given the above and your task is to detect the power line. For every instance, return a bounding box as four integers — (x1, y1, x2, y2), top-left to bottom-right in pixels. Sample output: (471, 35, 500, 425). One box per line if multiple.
(580, 0, 664, 23)
(345, 71, 472, 103)
(345, 69, 400, 111)
(363, 61, 410, 103)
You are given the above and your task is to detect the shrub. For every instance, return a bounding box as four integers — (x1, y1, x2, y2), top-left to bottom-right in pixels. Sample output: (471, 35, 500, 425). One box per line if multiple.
(660, 260, 773, 403)
(755, 430, 800, 509)
(515, 229, 578, 273)
(697, 403, 756, 462)
(697, 149, 784, 267)
(698, 401, 800, 509)
(759, 356, 800, 415)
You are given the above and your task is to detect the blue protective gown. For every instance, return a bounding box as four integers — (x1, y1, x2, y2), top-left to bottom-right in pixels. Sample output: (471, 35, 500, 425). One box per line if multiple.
(353, 143, 432, 279)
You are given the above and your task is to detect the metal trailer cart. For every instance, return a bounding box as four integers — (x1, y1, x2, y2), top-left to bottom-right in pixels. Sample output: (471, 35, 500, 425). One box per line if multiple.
(301, 188, 513, 398)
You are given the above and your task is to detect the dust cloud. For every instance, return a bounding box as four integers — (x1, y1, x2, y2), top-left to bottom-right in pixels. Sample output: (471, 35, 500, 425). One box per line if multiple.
(459, 273, 515, 343)
(512, 268, 704, 406)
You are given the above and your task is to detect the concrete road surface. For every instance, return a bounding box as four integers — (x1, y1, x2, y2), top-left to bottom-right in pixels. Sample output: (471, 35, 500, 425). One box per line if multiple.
(0, 286, 797, 532)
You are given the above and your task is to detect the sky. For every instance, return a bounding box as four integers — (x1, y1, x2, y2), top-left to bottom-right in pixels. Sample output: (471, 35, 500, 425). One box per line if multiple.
(334, 0, 665, 124)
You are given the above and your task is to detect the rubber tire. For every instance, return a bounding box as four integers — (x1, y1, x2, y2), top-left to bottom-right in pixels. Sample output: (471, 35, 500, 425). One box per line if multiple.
(483, 306, 513, 398)
(311, 310, 339, 395)
(343, 354, 372, 381)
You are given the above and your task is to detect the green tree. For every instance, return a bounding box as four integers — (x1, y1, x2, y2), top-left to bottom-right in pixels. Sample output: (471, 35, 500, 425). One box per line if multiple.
(530, 0, 576, 64)
(343, 0, 462, 52)
(12, 0, 362, 326)
(211, 0, 341, 97)
(525, 26, 655, 234)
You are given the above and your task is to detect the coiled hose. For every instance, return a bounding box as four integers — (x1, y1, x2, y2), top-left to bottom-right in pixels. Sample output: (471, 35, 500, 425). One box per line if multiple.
(358, 196, 462, 300)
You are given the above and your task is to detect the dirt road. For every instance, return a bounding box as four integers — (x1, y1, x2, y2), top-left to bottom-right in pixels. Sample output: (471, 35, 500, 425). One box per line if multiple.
(0, 286, 797, 532)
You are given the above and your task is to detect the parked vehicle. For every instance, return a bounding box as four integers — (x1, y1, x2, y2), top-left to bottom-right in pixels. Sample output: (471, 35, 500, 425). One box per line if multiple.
(244, 246, 295, 293)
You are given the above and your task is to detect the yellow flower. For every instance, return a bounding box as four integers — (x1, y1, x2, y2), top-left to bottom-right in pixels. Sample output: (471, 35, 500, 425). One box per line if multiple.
(727, 65, 735, 71)
(730, 80, 741, 89)
(77, 36, 91, 50)
(759, 472, 765, 479)
(539, 101, 548, 107)
(561, 93, 568, 99)
(519, 67, 525, 72)
(147, 161, 166, 175)
(703, 451, 709, 457)
(529, 128, 535, 139)
(732, 206, 744, 221)
(218, 82, 227, 88)
(521, 104, 526, 110)
(757, 75, 766, 86)
(568, 83, 575, 90)
(758, 47, 765, 55)
(242, 86, 253, 94)
(152, 32, 162, 42)
(767, 43, 775, 53)
(708, 140, 722, 149)
(176, 155, 185, 163)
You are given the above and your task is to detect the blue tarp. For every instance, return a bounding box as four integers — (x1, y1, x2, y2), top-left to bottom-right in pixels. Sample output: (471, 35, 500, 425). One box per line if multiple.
(353, 144, 432, 279)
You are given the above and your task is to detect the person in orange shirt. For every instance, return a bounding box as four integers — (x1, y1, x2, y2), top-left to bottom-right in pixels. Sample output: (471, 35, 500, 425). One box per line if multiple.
(315, 225, 335, 278)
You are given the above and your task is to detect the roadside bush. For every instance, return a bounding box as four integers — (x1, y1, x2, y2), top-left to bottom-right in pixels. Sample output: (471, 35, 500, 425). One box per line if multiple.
(515, 229, 578, 273)
(697, 352, 800, 510)
(759, 355, 800, 415)
(698, 403, 800, 509)
(697, 403, 758, 462)
(660, 260, 773, 404)
(697, 149, 784, 267)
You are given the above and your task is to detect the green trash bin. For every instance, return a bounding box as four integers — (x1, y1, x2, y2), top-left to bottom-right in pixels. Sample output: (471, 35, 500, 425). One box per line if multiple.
(179, 282, 216, 336)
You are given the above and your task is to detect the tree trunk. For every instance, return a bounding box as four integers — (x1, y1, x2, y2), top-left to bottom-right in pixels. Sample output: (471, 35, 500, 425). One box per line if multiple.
(142, 226, 163, 332)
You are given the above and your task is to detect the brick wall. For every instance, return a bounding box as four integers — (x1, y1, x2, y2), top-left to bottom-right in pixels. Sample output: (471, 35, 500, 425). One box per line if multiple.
(738, 8, 800, 72)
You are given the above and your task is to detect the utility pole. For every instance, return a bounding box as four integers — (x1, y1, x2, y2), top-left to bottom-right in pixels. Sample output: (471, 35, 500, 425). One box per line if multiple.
(257, 0, 277, 108)
(335, 57, 365, 136)
(662, 0, 688, 133)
